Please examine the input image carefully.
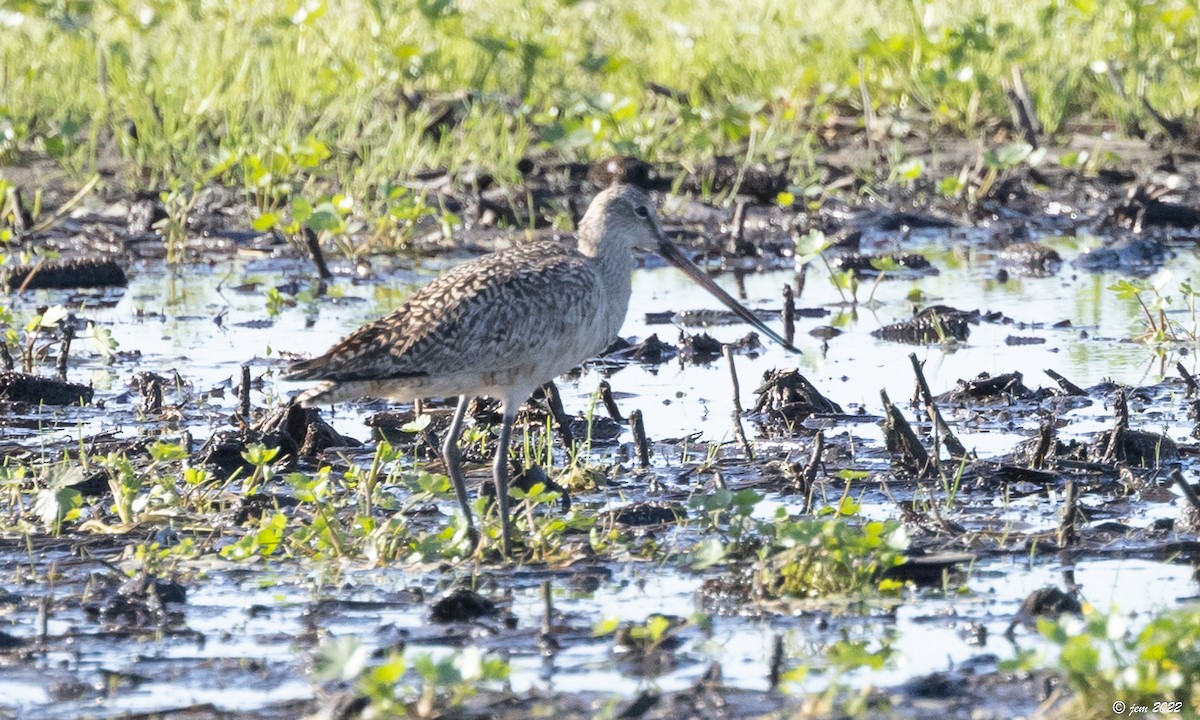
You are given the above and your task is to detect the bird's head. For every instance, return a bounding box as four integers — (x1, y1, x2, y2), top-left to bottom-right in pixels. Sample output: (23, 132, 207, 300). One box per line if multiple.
(578, 183, 801, 354)
(577, 184, 664, 260)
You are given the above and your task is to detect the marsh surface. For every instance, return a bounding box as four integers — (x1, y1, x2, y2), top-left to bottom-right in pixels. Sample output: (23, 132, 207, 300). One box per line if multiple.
(3, 146, 1200, 719)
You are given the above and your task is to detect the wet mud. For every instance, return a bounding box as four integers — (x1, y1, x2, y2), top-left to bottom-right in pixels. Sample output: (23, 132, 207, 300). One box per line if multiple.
(4, 139, 1200, 718)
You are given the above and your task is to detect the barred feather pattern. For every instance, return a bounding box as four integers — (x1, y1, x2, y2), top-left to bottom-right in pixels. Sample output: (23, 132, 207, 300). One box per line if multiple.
(286, 185, 655, 408)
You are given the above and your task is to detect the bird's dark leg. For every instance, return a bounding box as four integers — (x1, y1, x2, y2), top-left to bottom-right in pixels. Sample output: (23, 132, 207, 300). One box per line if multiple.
(443, 395, 477, 548)
(492, 409, 517, 557)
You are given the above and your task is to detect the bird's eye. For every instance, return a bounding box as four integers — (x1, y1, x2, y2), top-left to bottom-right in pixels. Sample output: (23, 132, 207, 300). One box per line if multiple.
(634, 205, 650, 219)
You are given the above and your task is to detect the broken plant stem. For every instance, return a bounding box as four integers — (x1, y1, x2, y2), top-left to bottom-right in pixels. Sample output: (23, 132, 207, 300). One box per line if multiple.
(908, 353, 967, 458)
(722, 345, 753, 461)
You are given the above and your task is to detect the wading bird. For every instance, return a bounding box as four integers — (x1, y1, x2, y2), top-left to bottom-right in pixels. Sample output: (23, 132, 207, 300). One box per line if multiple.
(285, 184, 798, 556)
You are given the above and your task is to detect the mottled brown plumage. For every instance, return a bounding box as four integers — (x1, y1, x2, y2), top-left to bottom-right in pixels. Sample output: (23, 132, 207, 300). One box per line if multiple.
(285, 184, 797, 557)
(284, 240, 625, 404)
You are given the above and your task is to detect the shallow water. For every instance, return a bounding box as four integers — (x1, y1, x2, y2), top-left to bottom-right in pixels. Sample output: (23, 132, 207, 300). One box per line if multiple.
(3, 231, 1200, 717)
(20, 233, 1193, 448)
(2, 550, 1192, 718)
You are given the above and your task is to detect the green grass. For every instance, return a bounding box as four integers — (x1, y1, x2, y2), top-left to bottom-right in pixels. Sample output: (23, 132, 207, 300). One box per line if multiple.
(2, 0, 1199, 208)
(1014, 604, 1200, 718)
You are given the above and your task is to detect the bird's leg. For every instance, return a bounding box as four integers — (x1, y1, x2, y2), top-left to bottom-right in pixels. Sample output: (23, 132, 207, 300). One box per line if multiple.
(492, 409, 517, 557)
(443, 395, 478, 548)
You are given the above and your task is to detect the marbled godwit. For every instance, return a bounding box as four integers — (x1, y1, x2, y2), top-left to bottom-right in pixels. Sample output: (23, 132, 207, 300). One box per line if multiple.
(285, 184, 797, 556)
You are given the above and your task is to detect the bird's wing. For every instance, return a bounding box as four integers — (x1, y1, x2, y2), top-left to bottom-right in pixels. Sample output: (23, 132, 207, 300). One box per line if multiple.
(283, 243, 602, 382)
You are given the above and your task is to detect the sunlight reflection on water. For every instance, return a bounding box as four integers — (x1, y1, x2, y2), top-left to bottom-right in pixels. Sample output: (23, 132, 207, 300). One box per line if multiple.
(5, 234, 1200, 716)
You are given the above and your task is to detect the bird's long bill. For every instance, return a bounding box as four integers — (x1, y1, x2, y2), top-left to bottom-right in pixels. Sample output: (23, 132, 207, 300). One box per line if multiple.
(656, 235, 802, 354)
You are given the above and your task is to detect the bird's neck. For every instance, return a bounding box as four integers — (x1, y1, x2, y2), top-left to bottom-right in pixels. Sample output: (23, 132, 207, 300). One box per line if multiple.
(592, 240, 633, 346)
(575, 213, 636, 350)
(578, 219, 635, 280)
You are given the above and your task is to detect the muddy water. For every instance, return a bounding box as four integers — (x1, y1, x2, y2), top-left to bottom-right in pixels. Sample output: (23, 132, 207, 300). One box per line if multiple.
(34, 233, 1189, 447)
(2, 230, 1199, 717)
